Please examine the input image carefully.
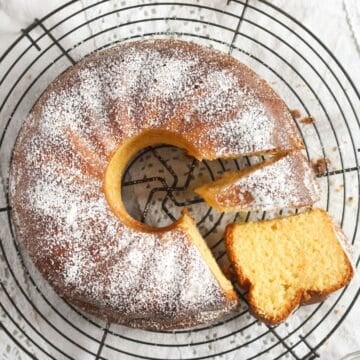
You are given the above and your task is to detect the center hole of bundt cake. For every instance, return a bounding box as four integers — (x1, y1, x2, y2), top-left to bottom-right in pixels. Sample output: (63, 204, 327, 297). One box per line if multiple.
(121, 145, 217, 229)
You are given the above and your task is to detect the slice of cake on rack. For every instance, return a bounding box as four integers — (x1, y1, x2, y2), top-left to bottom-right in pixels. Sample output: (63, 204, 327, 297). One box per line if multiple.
(225, 208, 354, 324)
(195, 151, 320, 213)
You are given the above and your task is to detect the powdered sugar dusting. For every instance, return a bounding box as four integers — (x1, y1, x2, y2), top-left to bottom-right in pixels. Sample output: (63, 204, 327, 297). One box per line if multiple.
(35, 40, 297, 160)
(191, 69, 275, 156)
(62, 228, 226, 318)
(9, 39, 301, 328)
(209, 105, 274, 157)
(216, 152, 320, 211)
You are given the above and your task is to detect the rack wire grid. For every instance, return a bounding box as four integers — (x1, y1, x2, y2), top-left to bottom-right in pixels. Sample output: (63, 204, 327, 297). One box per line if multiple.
(0, 0, 359, 359)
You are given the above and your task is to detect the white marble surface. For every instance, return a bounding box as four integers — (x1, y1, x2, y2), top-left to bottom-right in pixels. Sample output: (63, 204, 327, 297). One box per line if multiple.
(0, 0, 359, 359)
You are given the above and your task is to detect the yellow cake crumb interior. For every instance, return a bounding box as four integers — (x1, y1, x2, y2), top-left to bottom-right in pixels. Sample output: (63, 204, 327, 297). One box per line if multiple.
(229, 219, 304, 319)
(299, 211, 351, 292)
(227, 209, 353, 323)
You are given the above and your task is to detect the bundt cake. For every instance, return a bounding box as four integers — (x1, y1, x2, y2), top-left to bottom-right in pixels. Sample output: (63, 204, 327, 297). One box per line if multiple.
(226, 209, 354, 325)
(195, 151, 320, 212)
(10, 39, 304, 330)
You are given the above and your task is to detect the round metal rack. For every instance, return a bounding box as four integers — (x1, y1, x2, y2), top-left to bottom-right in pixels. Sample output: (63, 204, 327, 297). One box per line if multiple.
(0, 0, 359, 359)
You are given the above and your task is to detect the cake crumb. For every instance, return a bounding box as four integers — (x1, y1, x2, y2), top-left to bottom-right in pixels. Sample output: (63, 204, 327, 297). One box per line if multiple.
(312, 158, 330, 176)
(347, 196, 354, 203)
(300, 116, 315, 125)
(290, 109, 301, 118)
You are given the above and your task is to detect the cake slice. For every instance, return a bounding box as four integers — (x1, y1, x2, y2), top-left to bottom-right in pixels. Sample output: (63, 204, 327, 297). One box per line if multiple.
(225, 209, 354, 324)
(195, 151, 320, 213)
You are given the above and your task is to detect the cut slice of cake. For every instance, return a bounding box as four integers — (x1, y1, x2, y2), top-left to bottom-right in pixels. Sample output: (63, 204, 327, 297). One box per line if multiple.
(225, 208, 354, 324)
(195, 151, 320, 213)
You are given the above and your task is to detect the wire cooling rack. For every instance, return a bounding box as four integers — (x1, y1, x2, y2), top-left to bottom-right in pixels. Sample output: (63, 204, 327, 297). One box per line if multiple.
(0, 0, 359, 359)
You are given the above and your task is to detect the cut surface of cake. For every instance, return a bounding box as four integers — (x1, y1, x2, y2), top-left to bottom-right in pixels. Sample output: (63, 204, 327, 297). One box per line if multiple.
(195, 151, 320, 213)
(226, 208, 354, 324)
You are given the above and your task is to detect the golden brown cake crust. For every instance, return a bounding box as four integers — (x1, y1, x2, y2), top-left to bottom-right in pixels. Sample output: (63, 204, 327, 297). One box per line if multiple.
(9, 39, 303, 330)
